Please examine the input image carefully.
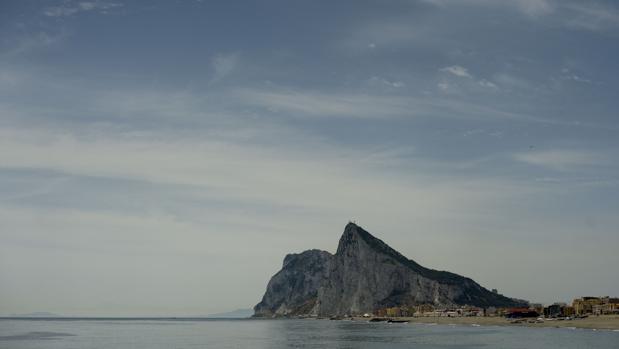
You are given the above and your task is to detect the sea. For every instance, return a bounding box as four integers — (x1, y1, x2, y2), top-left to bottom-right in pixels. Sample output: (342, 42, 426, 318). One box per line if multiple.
(0, 318, 617, 349)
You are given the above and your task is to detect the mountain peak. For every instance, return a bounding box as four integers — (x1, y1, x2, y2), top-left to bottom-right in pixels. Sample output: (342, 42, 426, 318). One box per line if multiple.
(338, 222, 401, 257)
(345, 221, 359, 229)
(255, 222, 527, 317)
(337, 222, 372, 254)
(339, 223, 466, 284)
(343, 221, 362, 236)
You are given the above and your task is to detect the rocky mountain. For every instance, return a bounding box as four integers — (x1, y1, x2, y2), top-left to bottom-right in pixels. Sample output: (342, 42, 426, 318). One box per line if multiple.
(254, 249, 333, 317)
(254, 223, 526, 317)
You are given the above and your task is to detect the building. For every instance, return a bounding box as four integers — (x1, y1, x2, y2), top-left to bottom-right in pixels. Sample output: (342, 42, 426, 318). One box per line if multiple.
(573, 297, 619, 315)
(593, 298, 619, 315)
(543, 303, 573, 318)
(461, 306, 483, 317)
(386, 307, 402, 317)
(563, 306, 575, 317)
(484, 307, 497, 317)
(530, 303, 544, 315)
(544, 304, 563, 318)
(610, 298, 619, 314)
(413, 304, 434, 317)
(573, 297, 604, 315)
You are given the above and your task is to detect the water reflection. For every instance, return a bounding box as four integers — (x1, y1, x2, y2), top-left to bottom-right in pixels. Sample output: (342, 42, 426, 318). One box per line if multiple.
(0, 331, 75, 341)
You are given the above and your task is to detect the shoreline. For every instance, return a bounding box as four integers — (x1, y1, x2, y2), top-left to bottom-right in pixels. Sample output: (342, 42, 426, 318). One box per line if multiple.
(351, 315, 619, 330)
(2, 315, 618, 331)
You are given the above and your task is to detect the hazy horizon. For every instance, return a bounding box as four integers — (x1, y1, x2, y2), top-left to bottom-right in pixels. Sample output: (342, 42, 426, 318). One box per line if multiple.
(1, 0, 618, 317)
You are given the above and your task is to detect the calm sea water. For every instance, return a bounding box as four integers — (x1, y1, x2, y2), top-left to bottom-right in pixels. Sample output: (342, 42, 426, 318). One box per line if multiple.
(0, 318, 617, 349)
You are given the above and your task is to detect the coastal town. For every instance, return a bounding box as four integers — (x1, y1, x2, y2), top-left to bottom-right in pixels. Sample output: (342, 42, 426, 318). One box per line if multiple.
(369, 296, 619, 320)
(329, 296, 619, 330)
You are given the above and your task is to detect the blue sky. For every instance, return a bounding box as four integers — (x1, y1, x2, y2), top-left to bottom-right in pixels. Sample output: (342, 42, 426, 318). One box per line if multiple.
(0, 0, 618, 316)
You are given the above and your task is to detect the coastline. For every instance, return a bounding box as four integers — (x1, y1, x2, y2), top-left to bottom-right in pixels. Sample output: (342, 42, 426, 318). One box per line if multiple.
(351, 315, 619, 330)
(3, 315, 618, 331)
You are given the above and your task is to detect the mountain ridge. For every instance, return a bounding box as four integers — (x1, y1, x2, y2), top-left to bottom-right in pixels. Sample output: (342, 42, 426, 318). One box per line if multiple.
(340, 223, 466, 284)
(254, 222, 526, 317)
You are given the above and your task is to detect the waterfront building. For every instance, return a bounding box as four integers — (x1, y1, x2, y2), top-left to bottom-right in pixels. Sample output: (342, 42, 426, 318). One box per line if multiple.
(572, 296, 619, 315)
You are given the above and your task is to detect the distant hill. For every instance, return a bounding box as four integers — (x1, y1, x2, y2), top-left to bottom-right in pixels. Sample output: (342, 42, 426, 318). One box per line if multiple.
(207, 308, 253, 318)
(254, 222, 527, 317)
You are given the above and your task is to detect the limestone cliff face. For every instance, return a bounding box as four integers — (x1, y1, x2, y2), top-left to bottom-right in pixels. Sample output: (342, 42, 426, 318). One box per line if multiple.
(254, 223, 525, 317)
(253, 249, 333, 317)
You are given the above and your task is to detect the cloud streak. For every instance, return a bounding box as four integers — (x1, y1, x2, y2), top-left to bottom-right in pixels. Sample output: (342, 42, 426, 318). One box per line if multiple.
(564, 2, 619, 31)
(44, 1, 123, 17)
(440, 65, 472, 78)
(235, 89, 412, 119)
(210, 53, 239, 84)
(514, 149, 608, 171)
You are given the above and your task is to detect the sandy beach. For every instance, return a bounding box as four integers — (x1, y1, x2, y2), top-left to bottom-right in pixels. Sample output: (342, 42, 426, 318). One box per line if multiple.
(353, 315, 619, 330)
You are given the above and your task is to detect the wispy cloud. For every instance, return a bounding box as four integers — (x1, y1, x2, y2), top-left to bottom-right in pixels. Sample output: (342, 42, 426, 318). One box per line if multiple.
(440, 65, 472, 78)
(514, 149, 607, 171)
(513, 0, 554, 17)
(1, 32, 65, 57)
(423, 0, 619, 31)
(0, 60, 586, 131)
(478, 79, 498, 89)
(210, 53, 239, 84)
(44, 1, 123, 17)
(0, 125, 532, 217)
(235, 89, 411, 119)
(438, 66, 499, 92)
(422, 0, 554, 17)
(367, 76, 405, 89)
(563, 2, 619, 31)
(560, 68, 593, 84)
(493, 73, 531, 90)
(345, 22, 421, 48)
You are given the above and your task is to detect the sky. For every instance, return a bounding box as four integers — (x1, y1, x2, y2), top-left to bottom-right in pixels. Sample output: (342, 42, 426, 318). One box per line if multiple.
(0, 0, 618, 316)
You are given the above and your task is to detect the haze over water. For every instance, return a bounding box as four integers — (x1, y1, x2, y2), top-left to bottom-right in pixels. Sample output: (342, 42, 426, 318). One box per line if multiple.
(1, 318, 618, 349)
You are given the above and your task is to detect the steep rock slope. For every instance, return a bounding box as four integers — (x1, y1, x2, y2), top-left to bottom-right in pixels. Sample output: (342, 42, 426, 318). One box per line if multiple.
(253, 249, 333, 317)
(254, 223, 525, 317)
